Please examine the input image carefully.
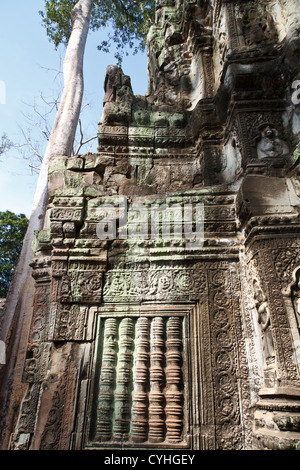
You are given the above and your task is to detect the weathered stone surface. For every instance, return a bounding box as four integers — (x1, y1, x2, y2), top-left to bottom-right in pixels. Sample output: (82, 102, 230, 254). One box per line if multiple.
(0, 299, 5, 317)
(1, 0, 300, 451)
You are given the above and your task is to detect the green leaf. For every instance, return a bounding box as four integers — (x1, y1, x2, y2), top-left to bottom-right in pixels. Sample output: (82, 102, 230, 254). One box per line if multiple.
(0, 134, 13, 157)
(0, 211, 28, 297)
(39, 0, 155, 61)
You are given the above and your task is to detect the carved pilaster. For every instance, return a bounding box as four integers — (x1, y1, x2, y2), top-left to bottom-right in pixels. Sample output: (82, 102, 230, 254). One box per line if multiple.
(258, 244, 299, 384)
(149, 317, 165, 443)
(131, 317, 150, 443)
(207, 267, 242, 449)
(95, 318, 117, 442)
(113, 318, 134, 441)
(165, 317, 183, 442)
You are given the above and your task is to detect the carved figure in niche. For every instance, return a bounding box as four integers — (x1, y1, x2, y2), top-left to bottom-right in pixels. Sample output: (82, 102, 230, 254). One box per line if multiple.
(240, 5, 277, 47)
(256, 125, 289, 160)
(253, 280, 276, 387)
(283, 267, 300, 329)
(293, 275, 300, 326)
(285, 78, 300, 141)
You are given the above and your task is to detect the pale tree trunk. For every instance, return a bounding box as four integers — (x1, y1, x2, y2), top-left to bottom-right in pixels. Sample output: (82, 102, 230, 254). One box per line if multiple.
(0, 0, 93, 448)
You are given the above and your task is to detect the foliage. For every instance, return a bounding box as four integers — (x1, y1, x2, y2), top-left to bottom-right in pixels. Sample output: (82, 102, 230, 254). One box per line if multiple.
(39, 0, 155, 63)
(0, 211, 28, 297)
(18, 89, 97, 173)
(0, 134, 13, 158)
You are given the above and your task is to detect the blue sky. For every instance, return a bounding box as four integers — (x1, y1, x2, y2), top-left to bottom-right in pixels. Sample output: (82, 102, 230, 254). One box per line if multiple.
(0, 1, 149, 217)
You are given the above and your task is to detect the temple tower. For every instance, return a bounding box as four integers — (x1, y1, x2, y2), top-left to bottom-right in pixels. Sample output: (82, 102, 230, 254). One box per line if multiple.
(1, 0, 300, 450)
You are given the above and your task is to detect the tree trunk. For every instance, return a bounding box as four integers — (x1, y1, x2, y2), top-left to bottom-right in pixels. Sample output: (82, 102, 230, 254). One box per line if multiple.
(0, 0, 93, 448)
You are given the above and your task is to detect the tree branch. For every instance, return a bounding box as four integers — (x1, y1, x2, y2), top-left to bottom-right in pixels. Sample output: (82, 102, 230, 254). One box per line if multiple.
(74, 118, 97, 155)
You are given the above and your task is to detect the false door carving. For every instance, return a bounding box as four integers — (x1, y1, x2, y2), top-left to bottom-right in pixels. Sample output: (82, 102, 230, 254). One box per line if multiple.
(86, 307, 190, 449)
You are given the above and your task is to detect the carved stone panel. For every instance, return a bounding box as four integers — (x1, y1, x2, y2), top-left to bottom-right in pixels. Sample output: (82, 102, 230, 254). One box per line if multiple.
(87, 309, 188, 449)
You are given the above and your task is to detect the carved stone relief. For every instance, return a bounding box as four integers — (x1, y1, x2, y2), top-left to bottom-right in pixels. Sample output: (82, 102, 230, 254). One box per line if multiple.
(2, 0, 300, 453)
(253, 279, 276, 387)
(282, 266, 300, 328)
(290, 269, 300, 329)
(255, 125, 289, 161)
(88, 313, 186, 448)
(239, 4, 278, 48)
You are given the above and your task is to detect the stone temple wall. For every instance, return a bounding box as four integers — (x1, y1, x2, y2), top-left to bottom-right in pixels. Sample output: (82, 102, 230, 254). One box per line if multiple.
(1, 0, 300, 450)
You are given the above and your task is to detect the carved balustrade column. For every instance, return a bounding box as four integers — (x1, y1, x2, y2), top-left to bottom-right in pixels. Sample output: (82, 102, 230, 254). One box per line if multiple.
(165, 317, 183, 442)
(95, 318, 117, 442)
(149, 317, 165, 443)
(131, 317, 150, 443)
(113, 318, 135, 441)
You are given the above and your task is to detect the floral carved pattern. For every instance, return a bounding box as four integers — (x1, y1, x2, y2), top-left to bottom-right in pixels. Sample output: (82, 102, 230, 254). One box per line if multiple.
(207, 268, 242, 449)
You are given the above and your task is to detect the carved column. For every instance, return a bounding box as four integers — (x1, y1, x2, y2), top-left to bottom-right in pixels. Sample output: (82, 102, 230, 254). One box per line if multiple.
(95, 318, 117, 442)
(131, 317, 150, 443)
(165, 316, 183, 442)
(113, 318, 134, 441)
(149, 317, 165, 443)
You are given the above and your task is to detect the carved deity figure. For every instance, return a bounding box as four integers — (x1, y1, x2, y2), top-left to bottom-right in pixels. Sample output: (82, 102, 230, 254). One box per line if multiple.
(240, 5, 277, 47)
(253, 280, 276, 386)
(256, 125, 289, 160)
(282, 267, 300, 330)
